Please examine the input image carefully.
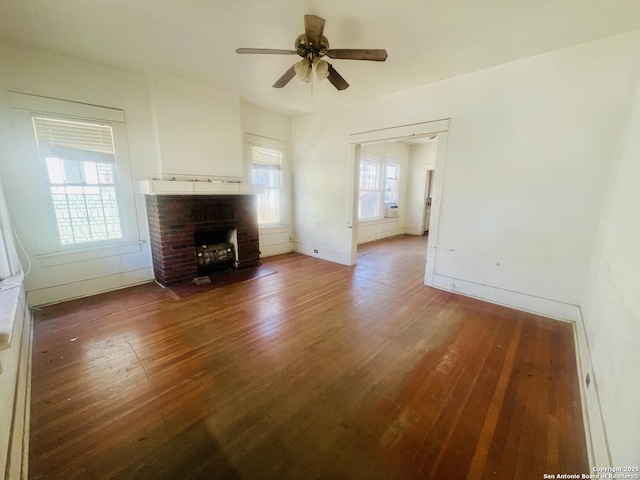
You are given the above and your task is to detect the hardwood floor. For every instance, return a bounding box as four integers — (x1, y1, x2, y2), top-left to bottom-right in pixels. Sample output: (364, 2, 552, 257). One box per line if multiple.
(29, 235, 589, 479)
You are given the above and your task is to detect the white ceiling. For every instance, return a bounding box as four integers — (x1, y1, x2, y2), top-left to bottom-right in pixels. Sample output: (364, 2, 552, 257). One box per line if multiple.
(2, 0, 640, 118)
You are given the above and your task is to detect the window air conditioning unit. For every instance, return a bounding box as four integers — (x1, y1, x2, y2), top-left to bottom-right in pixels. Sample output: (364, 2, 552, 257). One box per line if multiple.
(384, 205, 398, 218)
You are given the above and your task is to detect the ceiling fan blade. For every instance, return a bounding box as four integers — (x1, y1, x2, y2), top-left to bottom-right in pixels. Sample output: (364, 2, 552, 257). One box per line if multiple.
(304, 15, 325, 48)
(272, 66, 296, 88)
(236, 48, 297, 55)
(327, 64, 349, 90)
(326, 49, 388, 61)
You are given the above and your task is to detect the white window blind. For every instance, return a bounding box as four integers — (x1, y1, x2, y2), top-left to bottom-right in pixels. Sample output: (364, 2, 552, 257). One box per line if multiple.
(250, 144, 283, 225)
(251, 145, 282, 169)
(32, 116, 123, 246)
(33, 116, 116, 163)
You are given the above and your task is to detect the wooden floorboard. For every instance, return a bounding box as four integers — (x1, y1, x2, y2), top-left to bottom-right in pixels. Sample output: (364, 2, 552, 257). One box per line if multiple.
(29, 235, 589, 479)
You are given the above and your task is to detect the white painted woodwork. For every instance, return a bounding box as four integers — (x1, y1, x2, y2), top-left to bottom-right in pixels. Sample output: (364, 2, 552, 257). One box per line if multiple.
(0, 180, 31, 479)
(137, 180, 261, 195)
(405, 142, 437, 235)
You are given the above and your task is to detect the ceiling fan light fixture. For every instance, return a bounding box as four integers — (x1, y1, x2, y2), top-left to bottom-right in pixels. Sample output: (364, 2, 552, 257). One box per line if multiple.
(294, 58, 312, 82)
(236, 15, 388, 91)
(313, 58, 329, 81)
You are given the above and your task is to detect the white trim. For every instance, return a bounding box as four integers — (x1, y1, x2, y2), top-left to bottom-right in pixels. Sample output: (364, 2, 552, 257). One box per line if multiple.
(0, 273, 24, 352)
(21, 313, 32, 480)
(258, 225, 290, 235)
(356, 154, 400, 222)
(259, 224, 294, 258)
(348, 120, 450, 273)
(259, 242, 294, 258)
(430, 272, 581, 322)
(346, 144, 360, 265)
(244, 133, 287, 151)
(7, 91, 125, 122)
(9, 98, 140, 254)
(350, 119, 450, 145)
(293, 242, 351, 266)
(0, 281, 30, 478)
(34, 240, 143, 263)
(573, 308, 612, 469)
(244, 133, 290, 227)
(6, 300, 32, 480)
(26, 268, 153, 306)
(423, 131, 448, 286)
(137, 180, 262, 196)
(402, 227, 424, 236)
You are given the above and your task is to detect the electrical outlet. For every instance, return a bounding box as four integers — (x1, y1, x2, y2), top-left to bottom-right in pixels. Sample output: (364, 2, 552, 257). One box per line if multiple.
(313, 249, 318, 254)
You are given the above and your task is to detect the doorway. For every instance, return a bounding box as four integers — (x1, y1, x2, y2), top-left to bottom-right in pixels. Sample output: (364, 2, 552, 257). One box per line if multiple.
(347, 120, 450, 287)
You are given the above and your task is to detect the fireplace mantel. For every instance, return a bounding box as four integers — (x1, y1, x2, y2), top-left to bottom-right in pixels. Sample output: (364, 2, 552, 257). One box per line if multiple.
(137, 180, 262, 196)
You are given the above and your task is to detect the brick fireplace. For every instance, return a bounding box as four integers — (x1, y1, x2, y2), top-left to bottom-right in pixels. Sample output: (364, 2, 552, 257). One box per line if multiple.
(144, 194, 260, 285)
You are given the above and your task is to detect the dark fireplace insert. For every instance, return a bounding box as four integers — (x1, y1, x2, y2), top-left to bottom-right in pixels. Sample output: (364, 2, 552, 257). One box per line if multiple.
(194, 229, 237, 275)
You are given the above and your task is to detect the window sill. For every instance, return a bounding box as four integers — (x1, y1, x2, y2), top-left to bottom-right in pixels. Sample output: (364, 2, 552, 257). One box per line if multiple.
(0, 273, 23, 352)
(258, 224, 291, 234)
(358, 218, 398, 225)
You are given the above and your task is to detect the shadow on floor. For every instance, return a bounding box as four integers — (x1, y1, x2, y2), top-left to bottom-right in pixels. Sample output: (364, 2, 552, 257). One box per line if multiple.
(114, 421, 242, 480)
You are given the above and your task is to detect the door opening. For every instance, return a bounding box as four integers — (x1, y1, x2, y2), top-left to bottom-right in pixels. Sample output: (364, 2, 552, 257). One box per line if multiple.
(348, 120, 449, 287)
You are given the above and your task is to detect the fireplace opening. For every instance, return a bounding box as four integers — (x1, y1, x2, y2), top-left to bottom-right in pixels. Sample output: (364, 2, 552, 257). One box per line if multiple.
(194, 228, 238, 276)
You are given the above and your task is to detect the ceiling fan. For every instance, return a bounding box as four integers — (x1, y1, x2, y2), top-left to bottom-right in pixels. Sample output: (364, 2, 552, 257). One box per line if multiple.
(236, 15, 388, 91)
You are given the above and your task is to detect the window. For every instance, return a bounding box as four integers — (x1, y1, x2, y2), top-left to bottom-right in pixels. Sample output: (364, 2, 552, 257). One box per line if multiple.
(385, 163, 399, 205)
(32, 116, 123, 246)
(358, 156, 400, 220)
(249, 144, 283, 225)
(358, 160, 382, 220)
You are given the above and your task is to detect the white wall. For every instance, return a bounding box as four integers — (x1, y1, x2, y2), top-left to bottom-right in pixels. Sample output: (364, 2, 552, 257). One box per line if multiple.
(240, 101, 294, 257)
(357, 142, 410, 244)
(581, 53, 640, 464)
(149, 72, 243, 180)
(292, 31, 639, 315)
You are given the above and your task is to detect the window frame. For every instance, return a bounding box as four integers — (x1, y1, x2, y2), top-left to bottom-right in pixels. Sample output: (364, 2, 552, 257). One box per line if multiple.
(358, 153, 401, 222)
(0, 181, 20, 280)
(358, 158, 384, 221)
(384, 162, 400, 206)
(34, 115, 126, 248)
(7, 93, 139, 254)
(245, 134, 289, 228)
